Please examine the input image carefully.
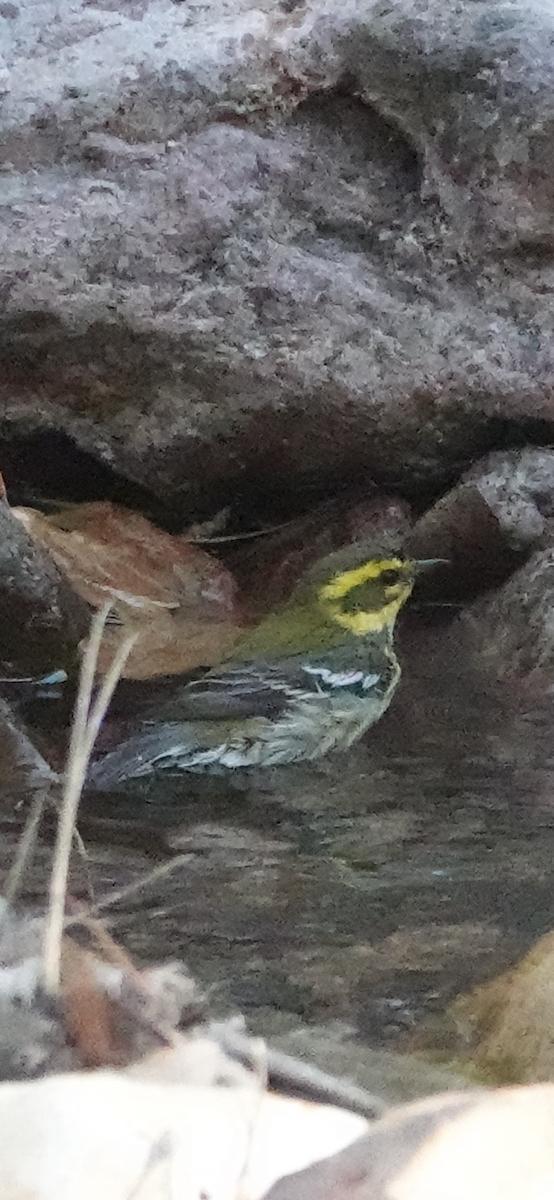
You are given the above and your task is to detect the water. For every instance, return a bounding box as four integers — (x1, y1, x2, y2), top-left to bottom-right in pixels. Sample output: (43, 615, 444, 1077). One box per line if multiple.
(81, 616, 554, 1036)
(2, 610, 554, 1091)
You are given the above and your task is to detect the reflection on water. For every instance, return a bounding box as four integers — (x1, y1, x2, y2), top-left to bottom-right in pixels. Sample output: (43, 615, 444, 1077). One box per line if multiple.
(4, 613, 554, 1057)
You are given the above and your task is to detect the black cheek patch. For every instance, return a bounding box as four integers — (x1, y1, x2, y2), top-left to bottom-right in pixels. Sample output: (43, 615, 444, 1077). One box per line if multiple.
(341, 580, 382, 614)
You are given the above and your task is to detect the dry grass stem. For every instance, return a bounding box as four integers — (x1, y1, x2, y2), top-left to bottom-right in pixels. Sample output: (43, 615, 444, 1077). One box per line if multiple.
(65, 853, 192, 928)
(81, 631, 140, 766)
(75, 913, 144, 975)
(187, 520, 290, 545)
(41, 605, 137, 995)
(71, 825, 95, 907)
(2, 789, 49, 909)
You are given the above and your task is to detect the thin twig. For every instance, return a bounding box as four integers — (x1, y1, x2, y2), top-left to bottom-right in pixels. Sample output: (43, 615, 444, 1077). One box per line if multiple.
(64, 853, 192, 927)
(41, 604, 110, 994)
(71, 826, 95, 907)
(186, 521, 291, 545)
(213, 1023, 386, 1120)
(81, 631, 139, 767)
(75, 913, 144, 976)
(2, 789, 48, 908)
(71, 629, 139, 911)
(41, 606, 136, 995)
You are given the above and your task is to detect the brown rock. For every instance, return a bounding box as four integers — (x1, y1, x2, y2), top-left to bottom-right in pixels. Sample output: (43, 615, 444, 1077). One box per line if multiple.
(449, 930, 554, 1086)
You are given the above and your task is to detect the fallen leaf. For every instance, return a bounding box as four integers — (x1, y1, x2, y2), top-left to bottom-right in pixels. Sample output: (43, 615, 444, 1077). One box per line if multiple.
(12, 503, 243, 679)
(60, 940, 126, 1069)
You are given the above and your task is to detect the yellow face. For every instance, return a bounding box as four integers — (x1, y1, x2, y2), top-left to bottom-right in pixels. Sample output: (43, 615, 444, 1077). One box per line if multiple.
(318, 557, 416, 636)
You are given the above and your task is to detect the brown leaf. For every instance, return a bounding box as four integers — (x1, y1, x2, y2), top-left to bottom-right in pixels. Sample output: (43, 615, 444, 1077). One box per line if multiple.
(60, 940, 128, 1068)
(13, 502, 243, 678)
(59, 935, 175, 1069)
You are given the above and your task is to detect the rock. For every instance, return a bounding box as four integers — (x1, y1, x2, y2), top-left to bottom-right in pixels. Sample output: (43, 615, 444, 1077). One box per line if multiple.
(0, 497, 89, 676)
(446, 929, 554, 1086)
(460, 547, 554, 682)
(0, 694, 58, 811)
(408, 448, 554, 600)
(2, 1, 554, 516)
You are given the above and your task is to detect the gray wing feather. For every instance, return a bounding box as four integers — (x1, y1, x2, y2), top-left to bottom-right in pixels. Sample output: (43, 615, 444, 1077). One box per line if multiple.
(89, 663, 386, 788)
(88, 724, 191, 789)
(89, 665, 318, 788)
(155, 664, 315, 722)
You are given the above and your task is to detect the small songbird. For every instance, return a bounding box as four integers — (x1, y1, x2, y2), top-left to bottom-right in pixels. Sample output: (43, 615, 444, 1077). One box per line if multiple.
(89, 547, 442, 789)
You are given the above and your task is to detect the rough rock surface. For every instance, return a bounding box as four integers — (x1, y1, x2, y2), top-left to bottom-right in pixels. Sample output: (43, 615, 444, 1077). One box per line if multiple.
(0, 497, 89, 675)
(449, 929, 554, 1086)
(461, 546, 554, 682)
(412, 450, 554, 676)
(2, 0, 554, 518)
(408, 448, 554, 599)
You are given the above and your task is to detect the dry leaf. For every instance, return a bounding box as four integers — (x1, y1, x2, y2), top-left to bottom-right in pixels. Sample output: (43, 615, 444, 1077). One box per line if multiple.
(13, 502, 243, 678)
(60, 940, 126, 1069)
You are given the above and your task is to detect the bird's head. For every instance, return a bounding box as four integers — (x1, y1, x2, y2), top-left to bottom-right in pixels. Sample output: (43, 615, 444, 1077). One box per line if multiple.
(317, 557, 417, 635)
(229, 547, 445, 662)
(304, 551, 445, 638)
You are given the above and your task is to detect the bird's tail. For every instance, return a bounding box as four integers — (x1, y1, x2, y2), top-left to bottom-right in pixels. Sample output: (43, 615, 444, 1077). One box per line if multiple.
(88, 723, 192, 790)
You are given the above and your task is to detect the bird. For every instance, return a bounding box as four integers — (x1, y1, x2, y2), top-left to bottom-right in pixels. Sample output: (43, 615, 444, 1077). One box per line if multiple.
(88, 547, 442, 789)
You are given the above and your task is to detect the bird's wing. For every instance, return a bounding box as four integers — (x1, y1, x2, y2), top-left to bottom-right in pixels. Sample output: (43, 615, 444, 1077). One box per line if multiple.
(89, 665, 319, 789)
(155, 661, 384, 722)
(155, 663, 316, 722)
(89, 663, 387, 788)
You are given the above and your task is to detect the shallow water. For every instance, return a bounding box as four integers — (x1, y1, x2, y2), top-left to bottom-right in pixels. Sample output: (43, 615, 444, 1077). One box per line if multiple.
(82, 617, 554, 1036)
(3, 612, 554, 1091)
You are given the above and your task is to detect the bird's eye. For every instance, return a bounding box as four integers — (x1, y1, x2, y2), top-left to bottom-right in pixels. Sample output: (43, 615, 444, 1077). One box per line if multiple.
(380, 569, 400, 586)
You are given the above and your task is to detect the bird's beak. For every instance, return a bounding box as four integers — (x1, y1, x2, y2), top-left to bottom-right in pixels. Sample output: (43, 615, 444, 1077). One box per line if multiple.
(414, 558, 449, 572)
